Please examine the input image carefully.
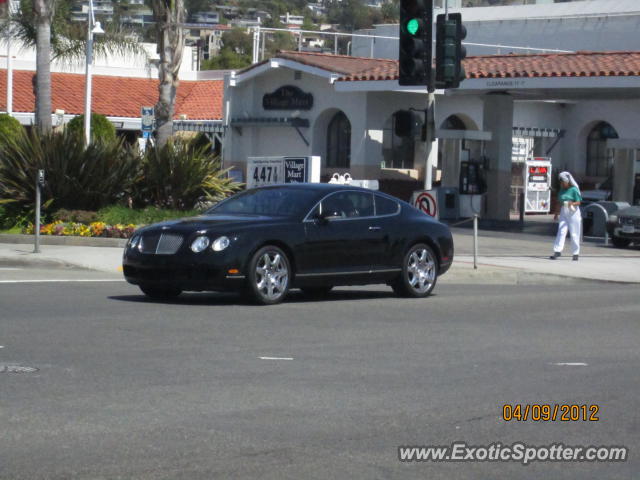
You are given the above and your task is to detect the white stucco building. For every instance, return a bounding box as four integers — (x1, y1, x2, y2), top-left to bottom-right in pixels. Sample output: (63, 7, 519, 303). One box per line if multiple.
(223, 50, 640, 220)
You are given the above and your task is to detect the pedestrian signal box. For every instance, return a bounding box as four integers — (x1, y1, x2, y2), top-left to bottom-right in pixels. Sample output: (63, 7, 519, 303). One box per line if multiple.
(524, 158, 552, 213)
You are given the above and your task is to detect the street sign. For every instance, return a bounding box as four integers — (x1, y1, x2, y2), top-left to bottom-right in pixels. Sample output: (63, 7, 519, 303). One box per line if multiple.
(247, 157, 321, 189)
(142, 131, 151, 139)
(141, 107, 154, 132)
(412, 191, 438, 218)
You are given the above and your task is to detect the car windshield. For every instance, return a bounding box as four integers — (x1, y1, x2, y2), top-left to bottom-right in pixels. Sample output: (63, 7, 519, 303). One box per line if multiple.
(206, 188, 320, 217)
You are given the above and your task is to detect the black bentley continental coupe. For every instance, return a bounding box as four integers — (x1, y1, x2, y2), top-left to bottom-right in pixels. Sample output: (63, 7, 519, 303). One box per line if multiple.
(123, 184, 454, 304)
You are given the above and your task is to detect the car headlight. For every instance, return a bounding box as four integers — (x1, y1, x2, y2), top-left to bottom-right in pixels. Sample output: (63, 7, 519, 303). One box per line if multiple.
(129, 235, 140, 250)
(609, 215, 618, 224)
(212, 235, 230, 252)
(190, 235, 211, 253)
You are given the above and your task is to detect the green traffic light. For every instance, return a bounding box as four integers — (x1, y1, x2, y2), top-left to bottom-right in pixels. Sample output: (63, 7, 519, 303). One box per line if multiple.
(407, 18, 420, 36)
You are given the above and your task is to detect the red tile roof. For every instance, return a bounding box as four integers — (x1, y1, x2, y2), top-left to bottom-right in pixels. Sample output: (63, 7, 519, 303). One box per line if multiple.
(0, 70, 224, 120)
(266, 50, 640, 82)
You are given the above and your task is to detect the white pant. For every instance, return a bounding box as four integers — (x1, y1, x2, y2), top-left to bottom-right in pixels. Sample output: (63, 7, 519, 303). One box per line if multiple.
(554, 206, 582, 255)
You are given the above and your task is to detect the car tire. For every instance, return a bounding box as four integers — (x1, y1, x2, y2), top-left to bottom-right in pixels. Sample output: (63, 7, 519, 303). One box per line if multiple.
(300, 286, 333, 297)
(611, 236, 631, 248)
(139, 285, 182, 300)
(392, 243, 438, 298)
(246, 245, 291, 305)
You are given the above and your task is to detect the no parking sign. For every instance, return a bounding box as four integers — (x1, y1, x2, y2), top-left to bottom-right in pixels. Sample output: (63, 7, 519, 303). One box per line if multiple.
(411, 191, 439, 219)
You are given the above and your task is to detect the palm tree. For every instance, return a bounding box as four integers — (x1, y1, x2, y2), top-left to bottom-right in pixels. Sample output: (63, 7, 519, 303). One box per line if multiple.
(151, 0, 185, 148)
(3, 0, 147, 133)
(33, 0, 54, 132)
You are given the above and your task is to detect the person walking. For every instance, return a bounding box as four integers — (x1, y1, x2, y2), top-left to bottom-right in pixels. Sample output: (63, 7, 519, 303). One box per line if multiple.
(550, 171, 582, 261)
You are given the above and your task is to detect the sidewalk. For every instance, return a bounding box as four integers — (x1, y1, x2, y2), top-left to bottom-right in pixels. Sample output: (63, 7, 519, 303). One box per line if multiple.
(0, 231, 639, 284)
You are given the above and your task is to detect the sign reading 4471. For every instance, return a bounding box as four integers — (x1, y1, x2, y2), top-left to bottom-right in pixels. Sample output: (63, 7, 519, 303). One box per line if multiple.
(247, 157, 283, 188)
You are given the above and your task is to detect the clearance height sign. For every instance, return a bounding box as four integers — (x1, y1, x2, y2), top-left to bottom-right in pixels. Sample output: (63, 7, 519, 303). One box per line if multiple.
(246, 157, 321, 188)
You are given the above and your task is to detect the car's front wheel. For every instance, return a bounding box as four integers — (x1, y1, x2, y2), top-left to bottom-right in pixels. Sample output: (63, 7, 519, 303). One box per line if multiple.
(611, 236, 631, 248)
(246, 246, 291, 305)
(139, 284, 182, 300)
(392, 243, 438, 298)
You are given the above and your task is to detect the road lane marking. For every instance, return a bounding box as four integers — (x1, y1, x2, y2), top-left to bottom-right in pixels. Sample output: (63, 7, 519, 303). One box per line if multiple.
(0, 279, 124, 284)
(259, 356, 294, 361)
(553, 362, 588, 366)
(0, 268, 22, 271)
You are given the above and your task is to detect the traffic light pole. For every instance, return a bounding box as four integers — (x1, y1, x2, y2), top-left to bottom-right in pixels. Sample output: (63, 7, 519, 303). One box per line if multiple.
(424, 89, 435, 191)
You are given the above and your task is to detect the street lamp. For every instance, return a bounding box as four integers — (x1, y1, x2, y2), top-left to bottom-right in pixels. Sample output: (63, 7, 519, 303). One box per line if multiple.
(84, 0, 105, 146)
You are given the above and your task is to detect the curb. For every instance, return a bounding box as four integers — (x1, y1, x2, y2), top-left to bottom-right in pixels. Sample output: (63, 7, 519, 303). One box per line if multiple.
(0, 234, 127, 248)
(0, 255, 91, 271)
(443, 264, 639, 286)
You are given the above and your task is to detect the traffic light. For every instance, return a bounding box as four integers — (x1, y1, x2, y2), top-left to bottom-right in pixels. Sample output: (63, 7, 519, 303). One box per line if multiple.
(435, 13, 467, 89)
(394, 110, 423, 138)
(399, 0, 433, 87)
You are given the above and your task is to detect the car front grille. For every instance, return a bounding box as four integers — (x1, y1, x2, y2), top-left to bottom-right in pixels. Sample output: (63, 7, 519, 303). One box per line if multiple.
(620, 217, 640, 227)
(139, 232, 184, 255)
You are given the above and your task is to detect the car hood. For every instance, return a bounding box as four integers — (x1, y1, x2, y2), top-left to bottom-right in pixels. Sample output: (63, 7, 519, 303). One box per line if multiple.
(617, 206, 640, 217)
(581, 189, 610, 201)
(139, 214, 287, 234)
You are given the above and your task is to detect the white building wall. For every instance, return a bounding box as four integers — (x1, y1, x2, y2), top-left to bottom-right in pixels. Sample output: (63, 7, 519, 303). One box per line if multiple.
(225, 68, 374, 177)
(559, 99, 640, 177)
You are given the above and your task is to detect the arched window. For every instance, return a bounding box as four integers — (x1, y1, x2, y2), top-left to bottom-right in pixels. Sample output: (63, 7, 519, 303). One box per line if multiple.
(326, 112, 351, 168)
(382, 111, 416, 169)
(441, 115, 467, 131)
(587, 122, 618, 177)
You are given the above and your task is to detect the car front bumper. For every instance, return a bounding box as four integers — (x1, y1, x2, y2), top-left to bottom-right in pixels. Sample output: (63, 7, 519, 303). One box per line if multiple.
(122, 248, 247, 292)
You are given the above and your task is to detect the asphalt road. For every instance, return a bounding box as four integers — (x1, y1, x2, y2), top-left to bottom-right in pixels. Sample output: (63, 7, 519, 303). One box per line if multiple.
(0, 268, 638, 479)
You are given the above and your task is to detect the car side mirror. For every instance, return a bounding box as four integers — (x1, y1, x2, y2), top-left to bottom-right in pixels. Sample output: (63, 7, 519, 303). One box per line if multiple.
(316, 211, 342, 224)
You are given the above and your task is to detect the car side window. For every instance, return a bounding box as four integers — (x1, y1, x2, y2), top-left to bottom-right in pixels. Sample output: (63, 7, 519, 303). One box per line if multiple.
(320, 191, 375, 219)
(375, 194, 400, 216)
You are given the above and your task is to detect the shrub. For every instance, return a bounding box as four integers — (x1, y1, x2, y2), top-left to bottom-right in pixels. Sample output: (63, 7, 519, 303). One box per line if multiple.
(53, 209, 99, 224)
(0, 128, 139, 216)
(66, 113, 117, 143)
(0, 114, 25, 142)
(134, 138, 242, 210)
(96, 205, 200, 225)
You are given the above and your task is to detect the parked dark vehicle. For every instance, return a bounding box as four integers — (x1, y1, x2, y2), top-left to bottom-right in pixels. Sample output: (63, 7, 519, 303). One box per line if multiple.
(607, 205, 640, 248)
(122, 184, 454, 304)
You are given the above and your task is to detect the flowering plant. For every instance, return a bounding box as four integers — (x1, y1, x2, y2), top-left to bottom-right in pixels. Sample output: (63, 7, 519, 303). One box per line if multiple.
(23, 221, 137, 238)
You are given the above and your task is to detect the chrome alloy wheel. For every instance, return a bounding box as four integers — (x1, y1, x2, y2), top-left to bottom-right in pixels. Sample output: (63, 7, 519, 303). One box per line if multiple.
(406, 248, 436, 294)
(255, 251, 289, 301)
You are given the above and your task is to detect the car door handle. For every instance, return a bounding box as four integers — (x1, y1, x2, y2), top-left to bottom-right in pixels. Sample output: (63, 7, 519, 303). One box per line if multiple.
(368, 226, 382, 231)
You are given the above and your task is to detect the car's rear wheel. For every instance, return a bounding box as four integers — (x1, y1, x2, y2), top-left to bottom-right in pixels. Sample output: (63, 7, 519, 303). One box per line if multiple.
(139, 284, 182, 300)
(392, 243, 438, 298)
(300, 286, 333, 297)
(246, 246, 291, 305)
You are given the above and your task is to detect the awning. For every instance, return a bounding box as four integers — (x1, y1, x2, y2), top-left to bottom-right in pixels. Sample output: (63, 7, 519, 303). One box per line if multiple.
(436, 129, 492, 141)
(173, 121, 225, 134)
(512, 127, 562, 138)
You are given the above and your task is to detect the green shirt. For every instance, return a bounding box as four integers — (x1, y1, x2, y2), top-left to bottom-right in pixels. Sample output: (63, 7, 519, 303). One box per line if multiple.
(558, 186, 582, 203)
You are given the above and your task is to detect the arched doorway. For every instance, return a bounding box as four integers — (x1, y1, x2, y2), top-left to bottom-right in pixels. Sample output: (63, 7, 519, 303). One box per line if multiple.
(586, 121, 618, 178)
(326, 111, 351, 169)
(438, 114, 481, 188)
(382, 111, 417, 169)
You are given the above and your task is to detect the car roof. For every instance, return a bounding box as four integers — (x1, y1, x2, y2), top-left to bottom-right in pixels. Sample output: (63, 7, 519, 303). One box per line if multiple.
(253, 183, 382, 194)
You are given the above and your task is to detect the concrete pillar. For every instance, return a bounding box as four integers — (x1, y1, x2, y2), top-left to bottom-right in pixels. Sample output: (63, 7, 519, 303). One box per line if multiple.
(612, 149, 634, 203)
(483, 94, 514, 221)
(441, 139, 461, 188)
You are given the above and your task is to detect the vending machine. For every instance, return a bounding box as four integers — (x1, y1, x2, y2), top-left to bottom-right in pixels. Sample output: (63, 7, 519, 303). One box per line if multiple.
(524, 158, 552, 213)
